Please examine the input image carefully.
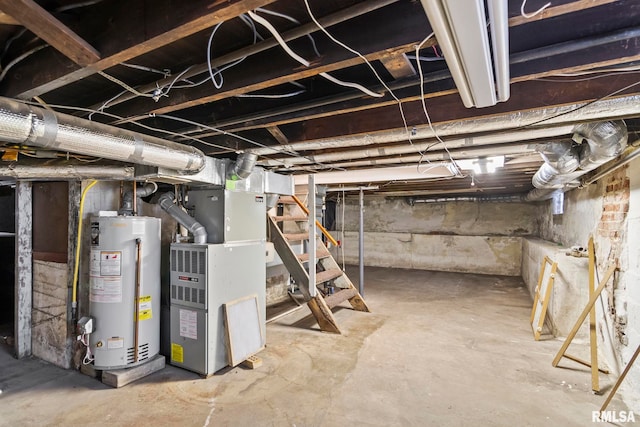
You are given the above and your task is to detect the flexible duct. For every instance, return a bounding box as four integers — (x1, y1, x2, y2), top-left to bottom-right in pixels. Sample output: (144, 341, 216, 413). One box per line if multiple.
(120, 182, 158, 215)
(158, 192, 208, 244)
(228, 152, 258, 180)
(525, 121, 627, 201)
(0, 97, 205, 173)
(0, 164, 133, 179)
(258, 126, 574, 168)
(249, 95, 640, 158)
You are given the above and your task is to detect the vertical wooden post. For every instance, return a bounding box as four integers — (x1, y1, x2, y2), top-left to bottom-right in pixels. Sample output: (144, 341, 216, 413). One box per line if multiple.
(588, 236, 599, 392)
(14, 181, 32, 358)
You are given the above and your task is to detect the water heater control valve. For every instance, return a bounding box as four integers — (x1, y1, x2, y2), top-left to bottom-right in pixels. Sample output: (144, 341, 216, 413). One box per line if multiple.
(77, 316, 94, 335)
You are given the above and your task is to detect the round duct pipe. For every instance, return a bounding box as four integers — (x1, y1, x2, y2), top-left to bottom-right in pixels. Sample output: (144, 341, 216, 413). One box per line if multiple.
(0, 97, 206, 173)
(249, 95, 640, 158)
(525, 120, 628, 201)
(228, 152, 258, 180)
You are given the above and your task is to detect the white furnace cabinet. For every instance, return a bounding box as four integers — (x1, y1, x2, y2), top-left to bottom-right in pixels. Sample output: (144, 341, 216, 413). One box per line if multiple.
(169, 241, 266, 375)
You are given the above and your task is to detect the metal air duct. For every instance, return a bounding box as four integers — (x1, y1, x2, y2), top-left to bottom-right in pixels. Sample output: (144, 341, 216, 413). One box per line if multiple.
(0, 97, 205, 173)
(228, 152, 258, 180)
(248, 95, 640, 158)
(524, 121, 628, 201)
(157, 192, 208, 244)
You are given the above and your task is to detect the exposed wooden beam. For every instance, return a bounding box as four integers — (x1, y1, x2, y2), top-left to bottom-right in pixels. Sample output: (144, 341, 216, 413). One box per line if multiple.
(510, 0, 619, 27)
(110, 0, 432, 122)
(0, 0, 278, 99)
(0, 0, 100, 66)
(0, 11, 18, 25)
(380, 53, 416, 80)
(184, 31, 640, 139)
(267, 126, 289, 145)
(279, 73, 640, 144)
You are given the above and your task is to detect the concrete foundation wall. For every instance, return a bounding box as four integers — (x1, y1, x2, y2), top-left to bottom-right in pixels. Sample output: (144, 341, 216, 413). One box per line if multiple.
(335, 198, 536, 276)
(529, 160, 640, 413)
(339, 231, 522, 275)
(521, 238, 593, 342)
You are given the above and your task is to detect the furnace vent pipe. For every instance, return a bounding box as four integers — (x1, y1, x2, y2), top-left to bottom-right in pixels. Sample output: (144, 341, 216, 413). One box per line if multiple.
(524, 121, 627, 201)
(120, 182, 158, 215)
(0, 97, 206, 173)
(228, 152, 258, 180)
(158, 192, 208, 244)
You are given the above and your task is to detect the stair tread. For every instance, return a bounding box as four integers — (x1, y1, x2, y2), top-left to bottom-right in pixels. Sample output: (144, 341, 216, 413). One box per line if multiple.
(273, 215, 308, 222)
(323, 287, 358, 309)
(315, 268, 344, 284)
(278, 196, 298, 204)
(297, 248, 331, 262)
(284, 233, 310, 241)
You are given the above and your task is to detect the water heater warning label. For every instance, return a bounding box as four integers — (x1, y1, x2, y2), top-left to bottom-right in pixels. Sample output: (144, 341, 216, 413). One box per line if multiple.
(179, 309, 198, 339)
(138, 296, 152, 320)
(99, 251, 122, 276)
(90, 250, 123, 303)
(90, 277, 123, 303)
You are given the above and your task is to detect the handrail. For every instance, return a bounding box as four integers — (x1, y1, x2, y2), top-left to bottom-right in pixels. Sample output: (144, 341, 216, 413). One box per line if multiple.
(291, 195, 339, 247)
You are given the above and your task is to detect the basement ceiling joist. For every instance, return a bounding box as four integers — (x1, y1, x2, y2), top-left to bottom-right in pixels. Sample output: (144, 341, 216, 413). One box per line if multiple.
(0, 0, 638, 198)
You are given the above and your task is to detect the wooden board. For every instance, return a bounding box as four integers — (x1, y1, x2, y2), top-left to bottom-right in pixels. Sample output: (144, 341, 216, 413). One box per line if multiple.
(101, 354, 165, 388)
(530, 256, 557, 340)
(224, 294, 264, 367)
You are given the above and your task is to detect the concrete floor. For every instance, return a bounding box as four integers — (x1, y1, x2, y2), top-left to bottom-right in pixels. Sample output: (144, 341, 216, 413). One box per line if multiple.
(0, 266, 631, 426)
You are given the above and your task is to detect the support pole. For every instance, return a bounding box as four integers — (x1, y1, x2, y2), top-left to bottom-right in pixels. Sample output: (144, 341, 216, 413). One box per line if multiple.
(14, 181, 32, 358)
(308, 175, 316, 298)
(359, 188, 364, 296)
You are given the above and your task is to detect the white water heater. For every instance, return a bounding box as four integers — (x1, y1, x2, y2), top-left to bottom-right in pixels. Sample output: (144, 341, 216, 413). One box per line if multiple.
(89, 215, 161, 369)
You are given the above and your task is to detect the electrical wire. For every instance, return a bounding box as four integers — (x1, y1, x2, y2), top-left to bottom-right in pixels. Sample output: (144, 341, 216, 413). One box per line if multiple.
(520, 0, 551, 19)
(19, 99, 235, 152)
(121, 62, 171, 78)
(248, 10, 383, 98)
(538, 71, 640, 83)
(522, 79, 640, 128)
(302, 0, 437, 168)
(97, 71, 155, 98)
(0, 44, 47, 82)
(255, 7, 321, 57)
(207, 13, 263, 90)
(235, 89, 306, 99)
(414, 33, 461, 175)
(406, 54, 445, 62)
(56, 0, 103, 13)
(0, 28, 27, 63)
(153, 113, 344, 171)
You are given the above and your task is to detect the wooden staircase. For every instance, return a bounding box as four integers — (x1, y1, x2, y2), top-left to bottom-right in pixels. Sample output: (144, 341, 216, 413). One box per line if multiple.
(268, 195, 370, 334)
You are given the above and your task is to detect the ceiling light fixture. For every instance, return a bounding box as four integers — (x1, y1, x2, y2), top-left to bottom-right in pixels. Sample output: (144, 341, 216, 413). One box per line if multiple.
(456, 155, 505, 174)
(293, 164, 457, 186)
(419, 0, 510, 108)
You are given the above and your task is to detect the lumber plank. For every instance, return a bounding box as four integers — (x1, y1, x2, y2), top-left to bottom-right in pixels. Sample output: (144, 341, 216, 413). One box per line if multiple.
(0, 0, 99, 66)
(101, 355, 165, 388)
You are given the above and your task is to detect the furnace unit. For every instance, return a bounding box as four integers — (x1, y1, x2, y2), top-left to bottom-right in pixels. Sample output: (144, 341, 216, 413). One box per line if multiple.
(168, 189, 266, 376)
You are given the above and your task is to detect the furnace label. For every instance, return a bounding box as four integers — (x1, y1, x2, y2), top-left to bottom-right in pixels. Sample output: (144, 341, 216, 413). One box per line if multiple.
(179, 308, 198, 339)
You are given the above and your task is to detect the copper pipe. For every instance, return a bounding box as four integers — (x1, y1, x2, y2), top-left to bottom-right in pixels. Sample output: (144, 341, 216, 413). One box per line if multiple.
(133, 238, 142, 363)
